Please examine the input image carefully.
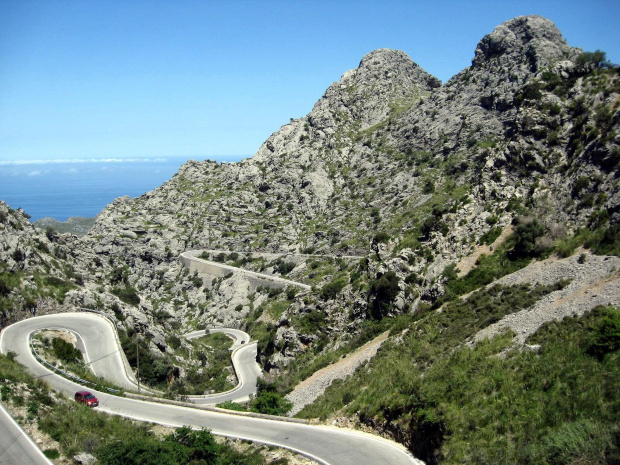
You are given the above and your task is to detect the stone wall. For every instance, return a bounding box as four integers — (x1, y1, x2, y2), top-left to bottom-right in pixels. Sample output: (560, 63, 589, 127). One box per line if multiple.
(179, 251, 311, 290)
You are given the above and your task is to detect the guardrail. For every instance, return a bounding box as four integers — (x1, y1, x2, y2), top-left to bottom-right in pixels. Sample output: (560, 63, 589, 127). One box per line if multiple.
(125, 391, 310, 425)
(77, 308, 160, 396)
(29, 338, 122, 395)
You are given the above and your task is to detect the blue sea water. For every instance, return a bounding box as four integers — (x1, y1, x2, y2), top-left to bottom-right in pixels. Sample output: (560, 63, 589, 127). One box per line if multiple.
(0, 156, 243, 221)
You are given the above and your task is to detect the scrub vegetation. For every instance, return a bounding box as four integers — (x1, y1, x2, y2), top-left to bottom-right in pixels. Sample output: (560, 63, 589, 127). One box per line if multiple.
(295, 298, 619, 465)
(0, 352, 289, 465)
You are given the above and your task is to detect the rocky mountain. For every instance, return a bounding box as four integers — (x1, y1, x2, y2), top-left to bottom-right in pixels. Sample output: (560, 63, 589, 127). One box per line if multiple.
(1, 15, 619, 464)
(33, 216, 96, 237)
(73, 15, 618, 326)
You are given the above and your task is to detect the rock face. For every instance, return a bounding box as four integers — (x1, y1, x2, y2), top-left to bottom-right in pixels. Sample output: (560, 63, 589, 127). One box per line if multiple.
(1, 15, 619, 388)
(472, 15, 574, 70)
(34, 216, 96, 236)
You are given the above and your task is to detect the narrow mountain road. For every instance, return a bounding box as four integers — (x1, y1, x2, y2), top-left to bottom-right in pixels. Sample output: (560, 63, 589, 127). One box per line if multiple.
(184, 328, 263, 404)
(0, 402, 53, 465)
(0, 313, 423, 465)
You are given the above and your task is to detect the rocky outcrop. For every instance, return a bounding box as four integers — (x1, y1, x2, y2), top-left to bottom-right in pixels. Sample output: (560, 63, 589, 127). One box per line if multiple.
(58, 15, 616, 369)
(1, 16, 618, 400)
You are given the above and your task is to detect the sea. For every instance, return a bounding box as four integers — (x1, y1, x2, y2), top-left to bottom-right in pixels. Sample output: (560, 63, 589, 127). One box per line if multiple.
(0, 156, 244, 222)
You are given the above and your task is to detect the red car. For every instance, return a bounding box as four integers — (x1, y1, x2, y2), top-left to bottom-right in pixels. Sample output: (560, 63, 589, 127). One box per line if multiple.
(74, 390, 99, 407)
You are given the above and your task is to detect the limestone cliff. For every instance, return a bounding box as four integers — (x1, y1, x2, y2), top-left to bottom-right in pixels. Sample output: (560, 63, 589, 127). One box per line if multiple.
(77, 15, 618, 336)
(1, 14, 618, 405)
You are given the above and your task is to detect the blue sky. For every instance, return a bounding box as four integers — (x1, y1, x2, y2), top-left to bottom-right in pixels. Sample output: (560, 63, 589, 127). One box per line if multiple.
(1, 0, 619, 163)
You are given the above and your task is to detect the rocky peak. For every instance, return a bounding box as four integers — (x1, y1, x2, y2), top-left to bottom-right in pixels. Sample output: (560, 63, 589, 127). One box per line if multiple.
(472, 15, 577, 71)
(307, 48, 440, 132)
(356, 48, 441, 89)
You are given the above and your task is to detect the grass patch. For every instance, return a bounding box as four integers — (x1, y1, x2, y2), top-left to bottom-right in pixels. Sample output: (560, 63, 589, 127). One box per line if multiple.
(185, 333, 236, 394)
(437, 235, 533, 306)
(297, 282, 583, 463)
(111, 286, 140, 306)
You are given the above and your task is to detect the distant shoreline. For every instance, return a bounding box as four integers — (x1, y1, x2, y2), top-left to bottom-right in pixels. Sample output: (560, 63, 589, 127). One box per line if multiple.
(0, 156, 246, 221)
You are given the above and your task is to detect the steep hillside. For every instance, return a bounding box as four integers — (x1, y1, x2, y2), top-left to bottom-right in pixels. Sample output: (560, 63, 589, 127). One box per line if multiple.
(1, 15, 619, 464)
(74, 14, 619, 345)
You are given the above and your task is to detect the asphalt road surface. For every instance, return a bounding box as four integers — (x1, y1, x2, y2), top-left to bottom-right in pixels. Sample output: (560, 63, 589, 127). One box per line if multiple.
(184, 328, 263, 404)
(0, 402, 53, 465)
(0, 313, 423, 465)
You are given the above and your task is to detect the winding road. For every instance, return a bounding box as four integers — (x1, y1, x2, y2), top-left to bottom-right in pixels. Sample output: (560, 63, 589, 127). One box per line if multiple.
(0, 312, 423, 465)
(184, 328, 262, 405)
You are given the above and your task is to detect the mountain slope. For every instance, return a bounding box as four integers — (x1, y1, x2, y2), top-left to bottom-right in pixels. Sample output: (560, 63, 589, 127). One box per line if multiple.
(1, 14, 619, 464)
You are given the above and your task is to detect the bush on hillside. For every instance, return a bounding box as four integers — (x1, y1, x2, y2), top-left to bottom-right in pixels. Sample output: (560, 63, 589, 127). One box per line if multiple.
(112, 287, 140, 306)
(51, 338, 82, 363)
(576, 49, 612, 69)
(369, 271, 400, 319)
(586, 307, 620, 360)
(510, 217, 547, 258)
(250, 380, 292, 416)
(321, 279, 346, 300)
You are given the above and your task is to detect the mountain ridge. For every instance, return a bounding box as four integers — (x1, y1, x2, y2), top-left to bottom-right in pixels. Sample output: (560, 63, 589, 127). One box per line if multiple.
(0, 14, 618, 464)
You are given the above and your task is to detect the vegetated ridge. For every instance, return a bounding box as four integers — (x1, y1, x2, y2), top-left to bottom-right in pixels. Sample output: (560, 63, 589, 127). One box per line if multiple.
(0, 15, 619, 465)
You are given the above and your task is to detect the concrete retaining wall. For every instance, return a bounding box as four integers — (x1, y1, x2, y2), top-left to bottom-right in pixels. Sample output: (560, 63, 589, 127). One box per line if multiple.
(180, 251, 311, 291)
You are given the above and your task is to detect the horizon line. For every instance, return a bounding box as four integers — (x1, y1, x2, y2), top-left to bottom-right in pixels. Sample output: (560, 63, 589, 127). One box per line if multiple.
(0, 155, 248, 166)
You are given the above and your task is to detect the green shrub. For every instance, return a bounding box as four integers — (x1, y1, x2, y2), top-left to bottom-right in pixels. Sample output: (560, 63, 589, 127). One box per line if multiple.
(216, 401, 247, 412)
(297, 310, 326, 334)
(576, 49, 611, 68)
(250, 380, 292, 416)
(109, 266, 128, 285)
(586, 307, 620, 360)
(516, 82, 542, 105)
(369, 271, 400, 319)
(190, 274, 203, 288)
(249, 322, 276, 363)
(592, 224, 620, 256)
(419, 214, 448, 240)
(510, 218, 546, 258)
(111, 302, 125, 321)
(267, 287, 282, 298)
(485, 215, 499, 226)
(118, 330, 178, 388)
(43, 449, 60, 460)
(167, 335, 182, 350)
(1, 384, 12, 401)
(0, 278, 11, 297)
(45, 276, 67, 287)
(572, 176, 590, 196)
(112, 287, 140, 306)
(274, 260, 295, 275)
(52, 337, 82, 363)
(286, 287, 298, 300)
(373, 231, 390, 243)
(479, 226, 502, 245)
(251, 391, 292, 416)
(321, 279, 346, 300)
